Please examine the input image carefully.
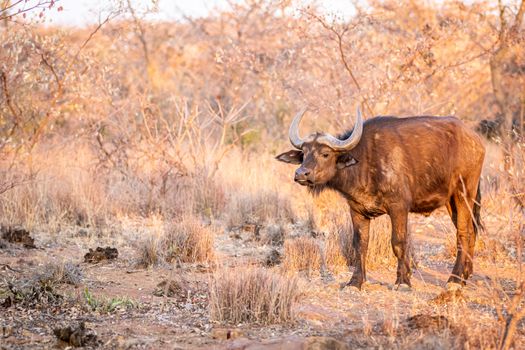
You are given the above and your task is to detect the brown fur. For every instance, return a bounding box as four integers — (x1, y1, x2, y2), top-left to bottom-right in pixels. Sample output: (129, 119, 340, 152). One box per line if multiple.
(277, 115, 485, 289)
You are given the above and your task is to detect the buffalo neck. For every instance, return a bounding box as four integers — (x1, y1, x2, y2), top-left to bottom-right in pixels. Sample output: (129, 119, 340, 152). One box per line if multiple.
(327, 145, 369, 201)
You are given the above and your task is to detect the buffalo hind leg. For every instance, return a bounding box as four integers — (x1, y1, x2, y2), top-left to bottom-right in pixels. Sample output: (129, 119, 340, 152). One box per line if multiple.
(389, 207, 411, 288)
(466, 182, 482, 278)
(347, 210, 370, 290)
(447, 190, 476, 287)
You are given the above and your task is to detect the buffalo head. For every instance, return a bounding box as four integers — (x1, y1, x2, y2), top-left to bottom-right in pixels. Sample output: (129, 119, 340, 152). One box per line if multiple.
(276, 107, 363, 186)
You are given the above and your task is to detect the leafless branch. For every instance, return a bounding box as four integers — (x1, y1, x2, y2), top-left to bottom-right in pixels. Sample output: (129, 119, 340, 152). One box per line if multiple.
(301, 9, 374, 117)
(0, 0, 57, 21)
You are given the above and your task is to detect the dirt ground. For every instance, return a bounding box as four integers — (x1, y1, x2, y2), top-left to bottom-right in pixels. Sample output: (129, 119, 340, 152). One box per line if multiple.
(1, 210, 524, 349)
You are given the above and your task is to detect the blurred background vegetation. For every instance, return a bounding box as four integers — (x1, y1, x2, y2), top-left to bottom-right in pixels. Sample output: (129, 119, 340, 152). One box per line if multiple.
(0, 0, 523, 230)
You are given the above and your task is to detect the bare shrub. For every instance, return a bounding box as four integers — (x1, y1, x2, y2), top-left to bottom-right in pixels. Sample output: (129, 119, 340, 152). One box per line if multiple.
(209, 267, 300, 324)
(283, 237, 322, 275)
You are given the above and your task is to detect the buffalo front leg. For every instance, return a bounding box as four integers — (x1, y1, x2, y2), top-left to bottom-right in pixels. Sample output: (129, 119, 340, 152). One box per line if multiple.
(389, 207, 412, 288)
(347, 210, 370, 290)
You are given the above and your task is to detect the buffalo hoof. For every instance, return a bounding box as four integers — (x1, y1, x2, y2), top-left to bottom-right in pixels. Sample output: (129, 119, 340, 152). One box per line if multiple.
(393, 283, 412, 292)
(395, 275, 411, 288)
(447, 274, 466, 287)
(344, 278, 364, 291)
(445, 282, 463, 291)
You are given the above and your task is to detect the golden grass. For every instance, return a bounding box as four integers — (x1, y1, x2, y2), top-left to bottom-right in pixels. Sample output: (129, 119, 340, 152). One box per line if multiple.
(283, 237, 322, 275)
(165, 218, 215, 264)
(209, 267, 300, 324)
(0, 3, 524, 346)
(367, 216, 398, 270)
(138, 218, 215, 267)
(324, 231, 350, 274)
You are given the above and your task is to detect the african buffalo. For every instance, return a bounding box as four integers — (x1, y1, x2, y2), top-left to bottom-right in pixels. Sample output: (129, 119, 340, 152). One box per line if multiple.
(276, 107, 485, 290)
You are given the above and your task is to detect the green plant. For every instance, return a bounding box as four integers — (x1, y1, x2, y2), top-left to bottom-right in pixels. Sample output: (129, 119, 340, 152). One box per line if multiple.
(83, 288, 138, 313)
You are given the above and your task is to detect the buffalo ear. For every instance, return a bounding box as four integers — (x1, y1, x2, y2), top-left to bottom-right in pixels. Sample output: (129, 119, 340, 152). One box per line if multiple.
(337, 153, 358, 169)
(276, 150, 303, 164)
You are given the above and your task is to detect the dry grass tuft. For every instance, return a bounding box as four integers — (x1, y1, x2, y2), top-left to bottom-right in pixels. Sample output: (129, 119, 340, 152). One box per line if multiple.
(164, 218, 215, 263)
(191, 174, 227, 219)
(309, 189, 350, 235)
(261, 223, 286, 246)
(138, 236, 163, 268)
(41, 261, 84, 286)
(283, 237, 322, 275)
(209, 267, 300, 324)
(137, 218, 215, 267)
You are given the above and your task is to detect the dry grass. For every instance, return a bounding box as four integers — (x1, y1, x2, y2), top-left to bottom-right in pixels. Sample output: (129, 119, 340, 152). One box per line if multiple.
(306, 188, 396, 271)
(0, 1, 524, 346)
(20, 261, 85, 288)
(209, 267, 300, 324)
(444, 232, 511, 264)
(0, 148, 109, 232)
(283, 237, 322, 276)
(225, 190, 296, 228)
(221, 156, 299, 228)
(137, 218, 215, 267)
(138, 236, 163, 268)
(324, 231, 350, 274)
(367, 216, 398, 270)
(164, 218, 215, 264)
(309, 189, 350, 235)
(260, 223, 286, 246)
(191, 173, 227, 219)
